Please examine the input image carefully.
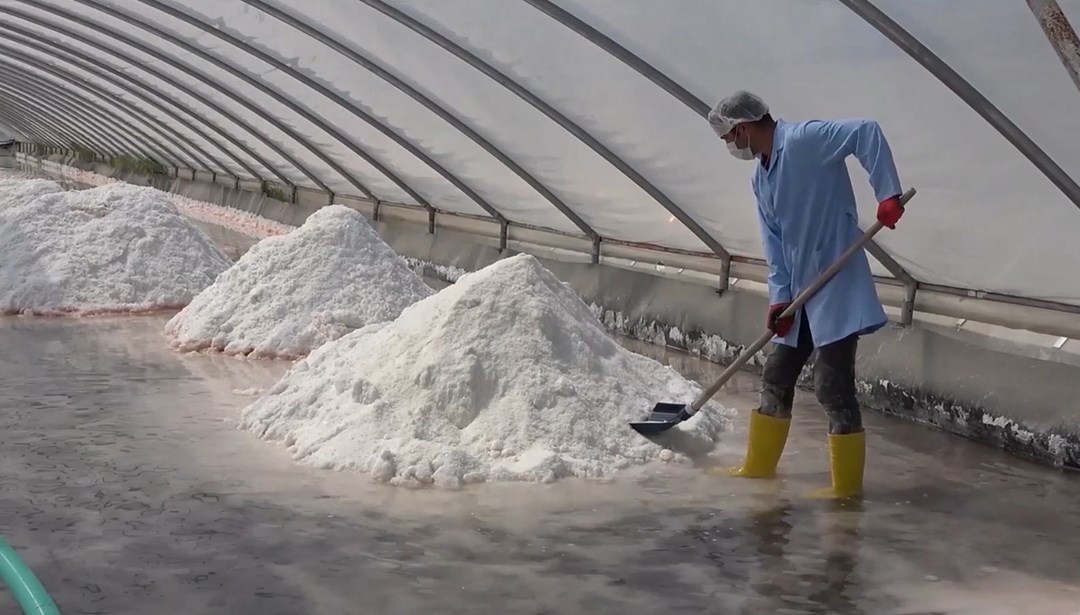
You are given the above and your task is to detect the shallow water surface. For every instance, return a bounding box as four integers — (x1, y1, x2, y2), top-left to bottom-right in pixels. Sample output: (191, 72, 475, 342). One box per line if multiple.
(0, 315, 1078, 614)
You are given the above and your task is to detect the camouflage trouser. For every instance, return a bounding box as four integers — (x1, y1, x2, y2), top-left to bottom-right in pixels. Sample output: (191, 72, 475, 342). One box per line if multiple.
(760, 310, 862, 434)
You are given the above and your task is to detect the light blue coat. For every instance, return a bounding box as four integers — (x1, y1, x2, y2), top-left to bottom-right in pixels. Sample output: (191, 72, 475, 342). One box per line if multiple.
(752, 118, 902, 348)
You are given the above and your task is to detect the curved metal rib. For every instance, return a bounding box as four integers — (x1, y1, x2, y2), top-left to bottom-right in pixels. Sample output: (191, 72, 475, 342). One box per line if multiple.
(521, 0, 913, 284)
(0, 94, 81, 148)
(0, 60, 177, 165)
(0, 97, 85, 150)
(839, 0, 1080, 213)
(59, 0, 378, 199)
(357, 0, 730, 262)
(0, 65, 150, 159)
(0, 107, 57, 147)
(0, 43, 218, 172)
(138, 0, 488, 221)
(9, 1, 332, 192)
(242, 0, 597, 241)
(0, 28, 253, 180)
(0, 5, 293, 185)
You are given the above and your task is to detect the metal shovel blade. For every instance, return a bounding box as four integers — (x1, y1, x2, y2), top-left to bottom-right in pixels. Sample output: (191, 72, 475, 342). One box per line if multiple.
(628, 402, 693, 436)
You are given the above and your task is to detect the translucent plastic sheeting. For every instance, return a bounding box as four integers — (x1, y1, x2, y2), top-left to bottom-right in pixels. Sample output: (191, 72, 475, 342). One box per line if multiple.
(0, 0, 312, 187)
(0, 0, 1077, 306)
(239, 0, 702, 248)
(165, 0, 585, 230)
(0, 39, 237, 173)
(137, 0, 488, 216)
(546, 0, 1080, 304)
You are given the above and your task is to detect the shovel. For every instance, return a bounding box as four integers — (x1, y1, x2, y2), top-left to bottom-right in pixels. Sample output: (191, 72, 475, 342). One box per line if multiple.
(629, 188, 916, 436)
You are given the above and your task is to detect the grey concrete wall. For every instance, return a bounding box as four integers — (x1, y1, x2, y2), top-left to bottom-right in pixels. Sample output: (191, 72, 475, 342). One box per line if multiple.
(17, 153, 1080, 470)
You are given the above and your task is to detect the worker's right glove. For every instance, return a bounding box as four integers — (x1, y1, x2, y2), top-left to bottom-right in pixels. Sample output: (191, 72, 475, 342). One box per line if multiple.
(877, 194, 904, 229)
(767, 303, 794, 337)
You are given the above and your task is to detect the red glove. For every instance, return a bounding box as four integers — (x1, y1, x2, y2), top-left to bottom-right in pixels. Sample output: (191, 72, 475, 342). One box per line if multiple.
(767, 303, 794, 337)
(877, 194, 904, 229)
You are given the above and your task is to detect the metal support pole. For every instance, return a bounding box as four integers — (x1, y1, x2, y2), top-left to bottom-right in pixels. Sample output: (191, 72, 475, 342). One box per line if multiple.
(591, 237, 601, 264)
(290, 184, 298, 204)
(901, 282, 917, 326)
(839, 0, 1080, 213)
(1026, 0, 1080, 95)
(428, 209, 436, 235)
(373, 199, 382, 222)
(717, 258, 732, 294)
(499, 220, 509, 252)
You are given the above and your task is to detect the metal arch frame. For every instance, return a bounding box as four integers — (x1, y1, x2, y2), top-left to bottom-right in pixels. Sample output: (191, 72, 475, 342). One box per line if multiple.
(137, 0, 507, 230)
(355, 0, 734, 280)
(0, 57, 192, 167)
(11, 1, 332, 193)
(0, 67, 147, 158)
(520, 0, 917, 293)
(0, 61, 180, 167)
(0, 101, 77, 150)
(0, 43, 221, 173)
(0, 93, 104, 152)
(0, 95, 78, 149)
(0, 6, 295, 187)
(61, 0, 379, 201)
(0, 109, 50, 146)
(242, 0, 603, 256)
(0, 28, 254, 181)
(839, 0, 1080, 214)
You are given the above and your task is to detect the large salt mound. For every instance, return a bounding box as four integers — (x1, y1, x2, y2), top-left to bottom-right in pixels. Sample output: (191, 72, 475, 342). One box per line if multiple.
(0, 178, 64, 209)
(0, 183, 232, 315)
(164, 204, 434, 359)
(239, 253, 730, 488)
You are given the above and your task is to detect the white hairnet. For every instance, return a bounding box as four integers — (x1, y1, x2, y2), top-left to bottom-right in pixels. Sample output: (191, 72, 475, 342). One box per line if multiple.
(707, 90, 769, 137)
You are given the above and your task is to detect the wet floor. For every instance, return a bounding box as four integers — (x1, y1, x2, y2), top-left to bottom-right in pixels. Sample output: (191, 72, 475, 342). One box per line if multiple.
(0, 315, 1078, 615)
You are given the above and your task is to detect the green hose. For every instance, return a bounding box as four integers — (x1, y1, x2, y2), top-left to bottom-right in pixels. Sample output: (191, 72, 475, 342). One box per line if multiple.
(0, 537, 61, 615)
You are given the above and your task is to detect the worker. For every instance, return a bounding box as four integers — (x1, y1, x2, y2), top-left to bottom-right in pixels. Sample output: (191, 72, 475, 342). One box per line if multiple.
(707, 91, 905, 499)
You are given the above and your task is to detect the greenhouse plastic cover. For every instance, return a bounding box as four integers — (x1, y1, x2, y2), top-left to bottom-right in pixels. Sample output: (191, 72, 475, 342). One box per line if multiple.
(0, 0, 1078, 307)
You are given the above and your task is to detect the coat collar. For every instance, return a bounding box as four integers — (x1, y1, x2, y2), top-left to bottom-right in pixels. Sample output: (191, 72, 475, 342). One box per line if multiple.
(758, 119, 787, 175)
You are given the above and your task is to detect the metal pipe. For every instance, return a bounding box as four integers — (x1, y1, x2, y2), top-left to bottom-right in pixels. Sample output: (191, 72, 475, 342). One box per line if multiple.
(65, 0, 369, 197)
(10, 1, 329, 191)
(357, 0, 732, 265)
(242, 0, 599, 242)
(0, 43, 214, 171)
(901, 282, 917, 325)
(146, 0, 503, 225)
(0, 6, 290, 185)
(1026, 0, 1080, 94)
(523, 0, 914, 284)
(839, 0, 1080, 213)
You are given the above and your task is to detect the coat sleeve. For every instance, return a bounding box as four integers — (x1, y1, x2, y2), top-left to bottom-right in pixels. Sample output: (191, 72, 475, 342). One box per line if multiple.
(800, 118, 902, 202)
(753, 179, 792, 305)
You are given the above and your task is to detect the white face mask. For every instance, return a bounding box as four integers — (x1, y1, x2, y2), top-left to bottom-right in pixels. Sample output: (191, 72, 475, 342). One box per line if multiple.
(726, 139, 755, 161)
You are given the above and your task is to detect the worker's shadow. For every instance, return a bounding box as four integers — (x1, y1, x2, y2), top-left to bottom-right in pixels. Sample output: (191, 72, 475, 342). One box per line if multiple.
(738, 497, 864, 614)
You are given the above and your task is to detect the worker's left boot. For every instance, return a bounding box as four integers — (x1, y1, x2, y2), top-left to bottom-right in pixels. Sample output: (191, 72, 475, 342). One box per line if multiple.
(808, 430, 865, 499)
(727, 409, 791, 478)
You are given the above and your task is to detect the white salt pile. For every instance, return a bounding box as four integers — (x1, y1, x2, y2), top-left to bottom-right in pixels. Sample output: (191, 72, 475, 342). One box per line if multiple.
(164, 205, 433, 359)
(0, 178, 64, 209)
(240, 253, 729, 488)
(0, 182, 232, 315)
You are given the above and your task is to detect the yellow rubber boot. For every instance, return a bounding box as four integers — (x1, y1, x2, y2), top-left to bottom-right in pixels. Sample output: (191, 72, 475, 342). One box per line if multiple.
(728, 410, 791, 478)
(808, 431, 865, 499)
